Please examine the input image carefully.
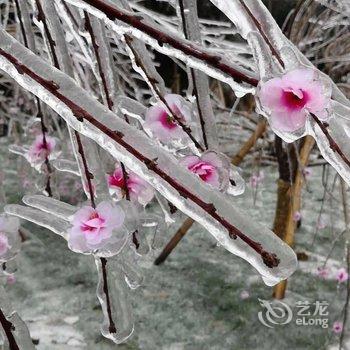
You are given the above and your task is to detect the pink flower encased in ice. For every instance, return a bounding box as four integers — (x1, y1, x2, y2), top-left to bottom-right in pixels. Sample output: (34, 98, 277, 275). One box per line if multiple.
(6, 274, 16, 285)
(144, 94, 192, 141)
(333, 321, 343, 334)
(316, 266, 328, 279)
(68, 201, 125, 252)
(317, 215, 327, 230)
(180, 151, 229, 190)
(240, 290, 250, 300)
(0, 233, 10, 257)
(293, 211, 302, 222)
(302, 167, 312, 179)
(108, 165, 154, 206)
(27, 135, 56, 165)
(0, 216, 20, 262)
(336, 268, 349, 283)
(249, 171, 264, 188)
(259, 68, 330, 132)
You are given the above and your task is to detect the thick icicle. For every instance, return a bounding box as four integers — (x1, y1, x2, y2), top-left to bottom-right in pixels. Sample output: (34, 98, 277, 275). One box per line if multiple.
(95, 257, 134, 343)
(4, 204, 70, 239)
(0, 286, 36, 350)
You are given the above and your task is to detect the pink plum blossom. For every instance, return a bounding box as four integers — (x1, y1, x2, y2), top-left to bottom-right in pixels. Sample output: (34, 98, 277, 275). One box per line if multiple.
(333, 321, 343, 334)
(0, 216, 21, 262)
(6, 274, 16, 285)
(316, 266, 329, 279)
(249, 171, 264, 188)
(68, 201, 126, 253)
(259, 68, 330, 132)
(180, 151, 229, 190)
(0, 233, 10, 257)
(317, 215, 327, 230)
(293, 211, 302, 222)
(27, 134, 56, 165)
(240, 290, 250, 300)
(302, 167, 312, 179)
(108, 164, 154, 206)
(144, 94, 192, 142)
(336, 268, 349, 283)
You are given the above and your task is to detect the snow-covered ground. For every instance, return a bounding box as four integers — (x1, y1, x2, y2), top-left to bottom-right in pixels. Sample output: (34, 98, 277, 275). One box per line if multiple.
(1, 138, 349, 349)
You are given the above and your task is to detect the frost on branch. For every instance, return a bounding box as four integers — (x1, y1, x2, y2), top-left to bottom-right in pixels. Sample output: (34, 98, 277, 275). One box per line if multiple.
(0, 30, 297, 286)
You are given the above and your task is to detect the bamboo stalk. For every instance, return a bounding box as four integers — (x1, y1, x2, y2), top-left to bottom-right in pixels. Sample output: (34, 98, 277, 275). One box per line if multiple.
(273, 136, 315, 299)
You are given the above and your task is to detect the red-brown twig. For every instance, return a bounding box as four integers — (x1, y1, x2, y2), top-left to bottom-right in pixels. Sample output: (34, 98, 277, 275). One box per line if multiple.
(178, 0, 209, 149)
(0, 308, 19, 350)
(238, 0, 285, 68)
(100, 257, 117, 334)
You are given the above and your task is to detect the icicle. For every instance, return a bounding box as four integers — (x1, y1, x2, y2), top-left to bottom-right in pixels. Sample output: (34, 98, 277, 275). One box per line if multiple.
(95, 257, 134, 343)
(0, 286, 35, 350)
(52, 158, 80, 176)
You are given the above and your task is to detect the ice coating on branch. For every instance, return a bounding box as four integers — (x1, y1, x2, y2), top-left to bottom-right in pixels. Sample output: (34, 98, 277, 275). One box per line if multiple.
(108, 164, 154, 206)
(144, 94, 192, 142)
(0, 215, 21, 263)
(259, 68, 331, 132)
(180, 151, 229, 191)
(0, 30, 297, 285)
(22, 194, 77, 220)
(68, 201, 127, 255)
(95, 257, 134, 343)
(5, 204, 71, 239)
(37, 0, 111, 201)
(177, 0, 219, 150)
(52, 158, 80, 176)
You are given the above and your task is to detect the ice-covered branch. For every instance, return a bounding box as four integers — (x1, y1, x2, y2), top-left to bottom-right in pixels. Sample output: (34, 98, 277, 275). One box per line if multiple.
(0, 31, 297, 285)
(177, 0, 218, 150)
(110, 0, 167, 96)
(209, 0, 350, 186)
(15, 0, 54, 197)
(63, 0, 258, 94)
(36, 0, 109, 200)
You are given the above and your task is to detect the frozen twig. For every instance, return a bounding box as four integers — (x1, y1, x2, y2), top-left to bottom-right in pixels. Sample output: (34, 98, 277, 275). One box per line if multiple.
(64, 0, 259, 87)
(178, 0, 218, 150)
